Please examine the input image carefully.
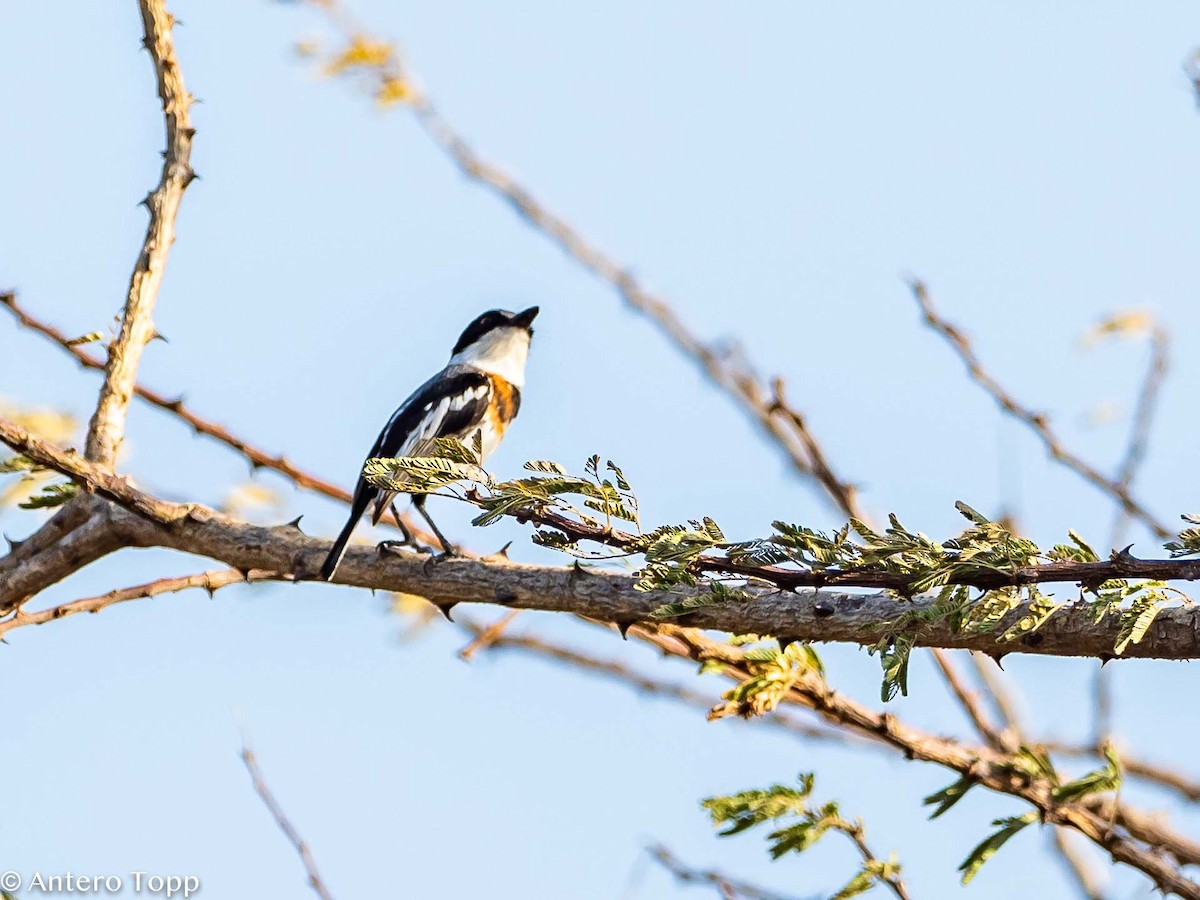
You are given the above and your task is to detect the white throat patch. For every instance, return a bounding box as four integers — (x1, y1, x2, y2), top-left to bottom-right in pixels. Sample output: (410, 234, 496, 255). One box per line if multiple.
(448, 326, 531, 386)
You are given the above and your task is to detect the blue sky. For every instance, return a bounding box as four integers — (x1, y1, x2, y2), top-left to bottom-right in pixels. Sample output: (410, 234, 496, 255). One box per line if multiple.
(4, 1, 1200, 897)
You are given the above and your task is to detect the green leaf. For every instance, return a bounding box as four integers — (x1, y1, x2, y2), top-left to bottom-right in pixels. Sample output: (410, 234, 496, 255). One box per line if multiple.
(876, 635, 914, 701)
(1051, 746, 1121, 802)
(923, 777, 976, 819)
(954, 500, 991, 525)
(0, 454, 41, 474)
(832, 857, 902, 900)
(605, 460, 631, 491)
(364, 455, 483, 493)
(958, 812, 1036, 885)
(1114, 592, 1167, 654)
(18, 481, 79, 509)
(523, 459, 568, 475)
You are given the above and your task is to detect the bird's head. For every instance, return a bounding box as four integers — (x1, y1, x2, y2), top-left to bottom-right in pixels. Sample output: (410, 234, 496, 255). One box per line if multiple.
(448, 306, 539, 386)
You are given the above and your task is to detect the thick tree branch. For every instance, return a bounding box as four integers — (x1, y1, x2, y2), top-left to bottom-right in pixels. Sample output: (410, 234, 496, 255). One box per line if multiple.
(5, 416, 1200, 659)
(85, 0, 195, 466)
(909, 280, 1171, 539)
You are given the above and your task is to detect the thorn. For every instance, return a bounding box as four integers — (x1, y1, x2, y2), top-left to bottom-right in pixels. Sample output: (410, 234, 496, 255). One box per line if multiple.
(282, 515, 304, 533)
(778, 635, 803, 651)
(4, 533, 26, 553)
(150, 329, 169, 343)
(436, 602, 457, 622)
(482, 542, 511, 562)
(568, 560, 599, 587)
(616, 621, 635, 640)
(987, 650, 1007, 670)
(1099, 652, 1115, 666)
(165, 395, 185, 411)
(183, 169, 199, 188)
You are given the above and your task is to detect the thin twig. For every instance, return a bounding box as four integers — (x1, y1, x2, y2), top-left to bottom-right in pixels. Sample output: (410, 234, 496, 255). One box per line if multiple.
(968, 652, 1023, 734)
(86, 0, 196, 466)
(1051, 829, 1108, 900)
(0, 568, 279, 639)
(1110, 325, 1169, 546)
(645, 843, 806, 900)
(831, 817, 909, 900)
(241, 742, 336, 900)
(458, 609, 521, 660)
(459, 619, 859, 747)
(1095, 319, 1168, 752)
(908, 280, 1171, 539)
(930, 649, 1008, 749)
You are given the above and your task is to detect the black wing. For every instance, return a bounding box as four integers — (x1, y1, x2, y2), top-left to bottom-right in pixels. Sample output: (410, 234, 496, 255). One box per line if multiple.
(318, 367, 492, 580)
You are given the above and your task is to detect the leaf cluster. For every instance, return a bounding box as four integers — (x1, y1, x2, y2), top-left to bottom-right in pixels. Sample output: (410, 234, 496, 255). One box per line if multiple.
(703, 775, 902, 898)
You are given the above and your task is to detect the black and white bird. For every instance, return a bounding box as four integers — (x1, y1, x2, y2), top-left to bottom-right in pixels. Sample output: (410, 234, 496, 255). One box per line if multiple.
(319, 306, 539, 580)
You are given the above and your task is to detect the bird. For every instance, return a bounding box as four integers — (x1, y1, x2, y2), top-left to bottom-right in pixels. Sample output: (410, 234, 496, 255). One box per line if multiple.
(319, 306, 539, 581)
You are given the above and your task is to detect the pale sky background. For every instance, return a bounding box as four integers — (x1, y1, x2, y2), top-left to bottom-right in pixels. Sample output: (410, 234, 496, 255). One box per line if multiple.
(3, 2, 1200, 898)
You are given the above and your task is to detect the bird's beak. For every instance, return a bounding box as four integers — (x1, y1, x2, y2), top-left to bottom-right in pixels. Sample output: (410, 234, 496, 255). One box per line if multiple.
(513, 306, 540, 328)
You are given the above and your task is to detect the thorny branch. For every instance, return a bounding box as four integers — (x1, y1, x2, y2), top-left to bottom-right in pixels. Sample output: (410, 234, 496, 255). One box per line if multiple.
(86, 0, 196, 467)
(645, 843, 809, 900)
(909, 280, 1172, 540)
(6, 416, 1200, 659)
(0, 568, 280, 639)
(5, 411, 1196, 893)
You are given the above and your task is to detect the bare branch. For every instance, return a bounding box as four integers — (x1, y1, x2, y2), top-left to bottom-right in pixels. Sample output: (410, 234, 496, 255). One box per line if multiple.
(0, 504, 133, 613)
(645, 843, 807, 900)
(241, 742, 336, 900)
(1111, 323, 1169, 545)
(1051, 829, 1107, 900)
(86, 0, 196, 466)
(908, 280, 1171, 539)
(457, 609, 520, 660)
(0, 568, 277, 639)
(457, 619, 859, 747)
(930, 649, 1009, 749)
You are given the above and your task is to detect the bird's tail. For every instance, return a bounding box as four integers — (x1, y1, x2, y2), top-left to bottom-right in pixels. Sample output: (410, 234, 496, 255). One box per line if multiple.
(320, 488, 373, 581)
